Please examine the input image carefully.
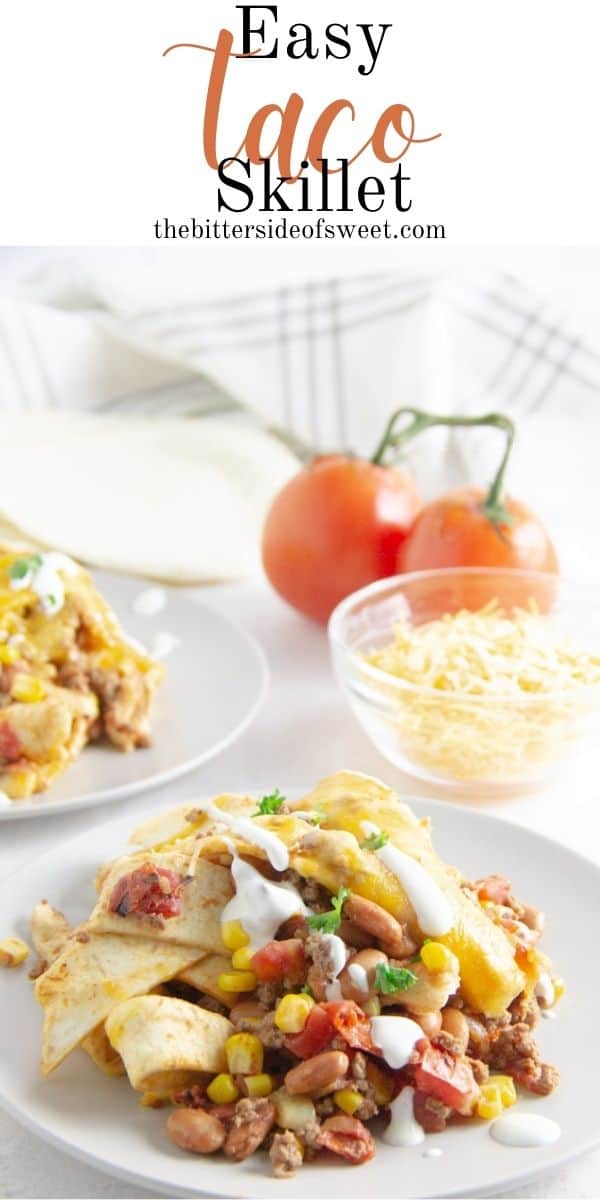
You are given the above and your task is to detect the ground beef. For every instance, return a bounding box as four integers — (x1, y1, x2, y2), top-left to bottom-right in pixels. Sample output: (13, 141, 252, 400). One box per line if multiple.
(468, 1057, 490, 1085)
(356, 1095, 378, 1121)
(237, 1010, 285, 1050)
(269, 1130, 304, 1178)
(256, 981, 283, 1009)
(487, 1022, 559, 1094)
(284, 870, 329, 909)
(298, 1121, 323, 1152)
(435, 1030, 464, 1057)
(413, 1092, 450, 1133)
(350, 1051, 368, 1082)
(509, 992, 540, 1029)
(315, 1096, 336, 1118)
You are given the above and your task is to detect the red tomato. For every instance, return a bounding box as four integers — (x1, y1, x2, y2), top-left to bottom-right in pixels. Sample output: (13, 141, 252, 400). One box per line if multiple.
(284, 1005, 335, 1059)
(398, 488, 558, 614)
(414, 1044, 477, 1114)
(399, 487, 558, 573)
(316, 1115, 376, 1164)
(262, 455, 421, 623)
(250, 938, 305, 984)
(108, 863, 185, 919)
(321, 1001, 376, 1052)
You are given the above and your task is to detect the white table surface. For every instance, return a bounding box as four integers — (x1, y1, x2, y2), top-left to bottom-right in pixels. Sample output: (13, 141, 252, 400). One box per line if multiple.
(1, 577, 599, 1200)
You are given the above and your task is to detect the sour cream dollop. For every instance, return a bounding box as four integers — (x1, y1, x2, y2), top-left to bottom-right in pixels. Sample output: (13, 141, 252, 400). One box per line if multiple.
(383, 1086, 425, 1147)
(221, 854, 307, 952)
(321, 933, 347, 1000)
(198, 798, 289, 871)
(490, 1113, 561, 1148)
(9, 552, 77, 615)
(361, 821, 453, 936)
(370, 1015, 423, 1069)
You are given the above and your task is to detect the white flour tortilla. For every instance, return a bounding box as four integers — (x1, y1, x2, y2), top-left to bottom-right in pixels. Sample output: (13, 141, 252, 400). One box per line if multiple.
(0, 413, 299, 581)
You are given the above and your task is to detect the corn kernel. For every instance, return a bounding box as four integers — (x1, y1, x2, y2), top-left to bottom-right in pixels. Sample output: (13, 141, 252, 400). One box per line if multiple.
(225, 1032, 264, 1075)
(244, 1073, 273, 1098)
(0, 643, 18, 665)
(0, 937, 29, 967)
(218, 970, 257, 993)
(221, 920, 249, 951)
(274, 993, 314, 1034)
(334, 1088, 363, 1116)
(420, 941, 454, 973)
(231, 946, 253, 971)
(11, 675, 46, 703)
(488, 1074, 517, 1107)
(362, 996, 381, 1017)
(207, 1074, 240, 1104)
(366, 1060, 394, 1106)
(476, 1085, 503, 1121)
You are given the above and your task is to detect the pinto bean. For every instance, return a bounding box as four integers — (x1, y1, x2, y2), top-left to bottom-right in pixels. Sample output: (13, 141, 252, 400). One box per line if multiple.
(285, 1050, 349, 1095)
(339, 948, 388, 1002)
(343, 894, 415, 957)
(441, 1008, 469, 1052)
(338, 919, 372, 949)
(414, 1010, 443, 1039)
(223, 1098, 275, 1161)
(166, 1108, 226, 1154)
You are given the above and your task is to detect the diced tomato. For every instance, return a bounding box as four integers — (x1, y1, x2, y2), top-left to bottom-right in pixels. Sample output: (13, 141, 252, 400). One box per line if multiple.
(250, 938, 305, 984)
(284, 1004, 335, 1059)
(321, 1000, 376, 1052)
(316, 1115, 376, 1164)
(414, 1044, 477, 1115)
(108, 863, 185, 919)
(475, 874, 512, 905)
(0, 721, 23, 764)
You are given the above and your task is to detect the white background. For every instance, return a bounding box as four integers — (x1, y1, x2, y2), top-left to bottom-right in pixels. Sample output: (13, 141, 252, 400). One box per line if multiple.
(0, 0, 599, 247)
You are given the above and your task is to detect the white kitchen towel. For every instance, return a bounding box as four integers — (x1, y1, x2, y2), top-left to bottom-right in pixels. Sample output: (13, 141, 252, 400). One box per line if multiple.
(0, 252, 597, 577)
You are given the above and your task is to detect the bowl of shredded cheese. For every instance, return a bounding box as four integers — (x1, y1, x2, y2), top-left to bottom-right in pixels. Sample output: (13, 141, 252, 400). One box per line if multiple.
(328, 568, 600, 796)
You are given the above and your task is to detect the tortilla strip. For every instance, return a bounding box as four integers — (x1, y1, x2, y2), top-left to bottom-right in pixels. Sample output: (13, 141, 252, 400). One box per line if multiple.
(35, 933, 205, 1075)
(178, 955, 234, 1007)
(87, 853, 232, 953)
(105, 995, 232, 1091)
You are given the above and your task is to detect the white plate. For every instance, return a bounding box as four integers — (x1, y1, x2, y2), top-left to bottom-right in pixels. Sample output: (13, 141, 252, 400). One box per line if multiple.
(0, 791, 597, 1198)
(0, 571, 268, 820)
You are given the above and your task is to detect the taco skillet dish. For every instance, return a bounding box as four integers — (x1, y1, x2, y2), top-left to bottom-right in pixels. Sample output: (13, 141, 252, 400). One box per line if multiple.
(30, 771, 562, 1177)
(0, 547, 163, 802)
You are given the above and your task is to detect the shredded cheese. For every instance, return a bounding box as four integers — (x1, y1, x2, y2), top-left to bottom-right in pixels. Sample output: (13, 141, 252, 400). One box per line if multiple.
(364, 601, 600, 782)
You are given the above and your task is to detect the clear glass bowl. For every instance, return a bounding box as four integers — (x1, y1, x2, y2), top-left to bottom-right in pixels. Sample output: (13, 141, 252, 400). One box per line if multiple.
(328, 568, 600, 798)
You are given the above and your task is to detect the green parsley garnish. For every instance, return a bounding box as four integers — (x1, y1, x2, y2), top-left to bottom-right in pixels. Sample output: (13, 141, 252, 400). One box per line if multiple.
(306, 886, 349, 934)
(310, 806, 325, 826)
(8, 554, 42, 581)
(375, 962, 417, 994)
(253, 788, 286, 817)
(361, 830, 389, 852)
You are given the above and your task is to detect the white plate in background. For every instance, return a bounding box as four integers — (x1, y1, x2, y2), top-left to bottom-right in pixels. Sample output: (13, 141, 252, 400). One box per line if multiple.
(0, 571, 268, 820)
(0, 792, 597, 1197)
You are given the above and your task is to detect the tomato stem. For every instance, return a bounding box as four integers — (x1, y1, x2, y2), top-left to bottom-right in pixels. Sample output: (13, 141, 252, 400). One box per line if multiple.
(371, 407, 516, 529)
